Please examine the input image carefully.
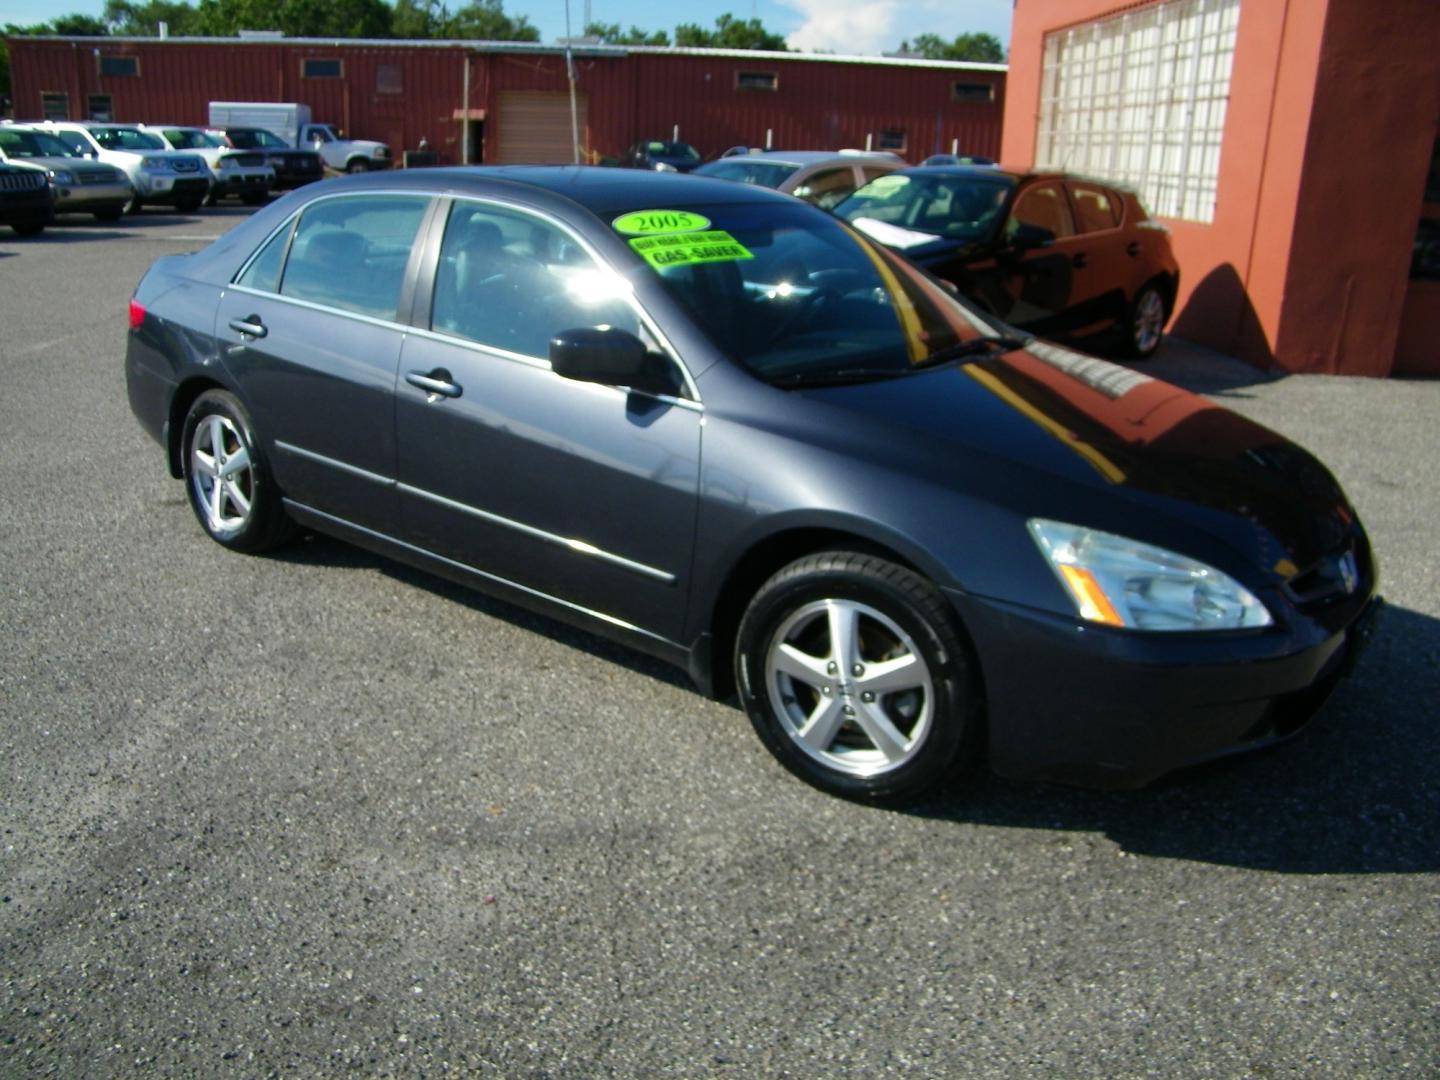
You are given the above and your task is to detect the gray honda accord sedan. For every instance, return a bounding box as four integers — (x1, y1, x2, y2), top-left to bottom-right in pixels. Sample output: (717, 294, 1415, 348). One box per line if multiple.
(126, 168, 1380, 802)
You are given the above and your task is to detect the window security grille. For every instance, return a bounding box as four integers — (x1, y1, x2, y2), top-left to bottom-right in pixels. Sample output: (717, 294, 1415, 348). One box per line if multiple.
(1037, 0, 1240, 223)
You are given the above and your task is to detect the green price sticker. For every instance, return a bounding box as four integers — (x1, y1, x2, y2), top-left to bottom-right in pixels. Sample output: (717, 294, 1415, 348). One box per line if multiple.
(628, 230, 754, 270)
(613, 209, 712, 235)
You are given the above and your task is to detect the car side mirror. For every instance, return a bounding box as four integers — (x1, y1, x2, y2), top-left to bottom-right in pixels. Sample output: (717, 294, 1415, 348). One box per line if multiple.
(549, 327, 681, 397)
(1009, 222, 1056, 251)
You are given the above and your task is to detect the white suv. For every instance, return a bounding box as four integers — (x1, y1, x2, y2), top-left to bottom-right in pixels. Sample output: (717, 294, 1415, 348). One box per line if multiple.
(37, 122, 211, 213)
(143, 125, 275, 206)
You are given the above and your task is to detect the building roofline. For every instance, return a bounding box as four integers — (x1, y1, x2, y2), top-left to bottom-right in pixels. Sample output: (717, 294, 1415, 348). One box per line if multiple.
(7, 34, 1007, 72)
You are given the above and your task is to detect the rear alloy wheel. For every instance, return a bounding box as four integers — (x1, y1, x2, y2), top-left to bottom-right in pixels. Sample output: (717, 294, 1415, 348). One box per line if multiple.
(736, 551, 978, 802)
(181, 390, 292, 553)
(1122, 283, 1167, 358)
(346, 159, 370, 174)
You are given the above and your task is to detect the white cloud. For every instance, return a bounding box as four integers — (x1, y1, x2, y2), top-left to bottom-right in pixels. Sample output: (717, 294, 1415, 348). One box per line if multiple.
(781, 0, 902, 55)
(777, 0, 1012, 57)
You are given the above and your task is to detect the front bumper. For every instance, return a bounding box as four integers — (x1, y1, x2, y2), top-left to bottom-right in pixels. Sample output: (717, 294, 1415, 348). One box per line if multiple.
(136, 175, 211, 204)
(53, 179, 133, 212)
(214, 171, 275, 198)
(947, 586, 1383, 789)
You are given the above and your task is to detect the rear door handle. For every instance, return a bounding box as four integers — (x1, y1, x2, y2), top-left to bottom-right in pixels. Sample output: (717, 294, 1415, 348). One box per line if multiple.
(228, 315, 267, 339)
(1071, 252, 1087, 269)
(406, 368, 463, 399)
(1126, 241, 1141, 257)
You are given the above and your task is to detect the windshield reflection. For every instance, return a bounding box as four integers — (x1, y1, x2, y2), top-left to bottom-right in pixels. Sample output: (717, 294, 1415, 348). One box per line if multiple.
(626, 203, 996, 385)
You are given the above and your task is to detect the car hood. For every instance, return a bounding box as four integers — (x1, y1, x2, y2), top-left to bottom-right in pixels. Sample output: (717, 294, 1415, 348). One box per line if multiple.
(797, 340, 1359, 580)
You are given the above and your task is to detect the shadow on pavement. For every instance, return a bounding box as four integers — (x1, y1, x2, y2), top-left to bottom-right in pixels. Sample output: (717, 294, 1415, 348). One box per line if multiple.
(273, 537, 1436, 874)
(910, 603, 1439, 874)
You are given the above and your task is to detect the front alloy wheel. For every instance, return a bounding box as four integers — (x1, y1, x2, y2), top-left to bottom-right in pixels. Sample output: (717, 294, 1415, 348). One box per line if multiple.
(736, 551, 978, 802)
(1125, 284, 1167, 358)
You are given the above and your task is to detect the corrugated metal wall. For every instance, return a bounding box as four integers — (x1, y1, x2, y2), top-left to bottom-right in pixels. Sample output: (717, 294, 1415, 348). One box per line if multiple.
(6, 38, 1003, 164)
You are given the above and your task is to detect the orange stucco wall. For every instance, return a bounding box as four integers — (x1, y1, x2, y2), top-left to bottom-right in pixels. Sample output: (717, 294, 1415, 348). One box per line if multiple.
(1003, 0, 1440, 376)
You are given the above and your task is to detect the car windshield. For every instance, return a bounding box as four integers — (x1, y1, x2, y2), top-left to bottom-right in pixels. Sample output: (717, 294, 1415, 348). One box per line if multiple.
(164, 128, 225, 149)
(649, 141, 699, 161)
(0, 128, 79, 158)
(614, 202, 999, 385)
(835, 173, 1016, 246)
(693, 159, 801, 189)
(93, 127, 167, 151)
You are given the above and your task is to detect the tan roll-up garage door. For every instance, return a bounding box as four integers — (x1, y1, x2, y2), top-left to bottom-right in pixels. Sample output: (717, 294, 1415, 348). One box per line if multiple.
(492, 91, 587, 164)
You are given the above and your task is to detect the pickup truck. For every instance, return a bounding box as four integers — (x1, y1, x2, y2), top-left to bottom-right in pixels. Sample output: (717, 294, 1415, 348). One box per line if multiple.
(207, 102, 391, 174)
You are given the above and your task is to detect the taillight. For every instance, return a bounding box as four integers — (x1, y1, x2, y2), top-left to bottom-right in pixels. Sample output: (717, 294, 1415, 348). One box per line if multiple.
(128, 299, 145, 330)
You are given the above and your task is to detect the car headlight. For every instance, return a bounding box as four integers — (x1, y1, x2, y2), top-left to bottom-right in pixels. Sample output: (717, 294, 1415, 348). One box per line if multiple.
(653, 161, 678, 172)
(141, 158, 173, 173)
(49, 168, 76, 184)
(1027, 519, 1273, 632)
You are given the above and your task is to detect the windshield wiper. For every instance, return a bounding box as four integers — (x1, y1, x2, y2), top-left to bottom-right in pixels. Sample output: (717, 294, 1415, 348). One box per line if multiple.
(914, 333, 1031, 369)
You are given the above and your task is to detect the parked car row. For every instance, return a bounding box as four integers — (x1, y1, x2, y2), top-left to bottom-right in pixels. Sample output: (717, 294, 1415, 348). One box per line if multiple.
(0, 118, 330, 234)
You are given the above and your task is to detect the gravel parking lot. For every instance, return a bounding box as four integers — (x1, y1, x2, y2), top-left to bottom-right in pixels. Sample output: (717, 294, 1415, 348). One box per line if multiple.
(2, 210, 1436, 1077)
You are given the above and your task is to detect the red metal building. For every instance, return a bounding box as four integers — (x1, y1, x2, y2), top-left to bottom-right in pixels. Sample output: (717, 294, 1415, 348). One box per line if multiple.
(5, 36, 1006, 165)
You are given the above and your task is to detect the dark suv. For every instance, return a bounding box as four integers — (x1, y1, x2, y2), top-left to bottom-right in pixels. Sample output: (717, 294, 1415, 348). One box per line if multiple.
(208, 127, 324, 190)
(621, 140, 703, 173)
(0, 162, 54, 236)
(836, 166, 1180, 357)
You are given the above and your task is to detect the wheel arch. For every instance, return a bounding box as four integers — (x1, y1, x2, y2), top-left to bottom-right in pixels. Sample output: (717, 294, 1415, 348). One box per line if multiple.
(697, 523, 973, 703)
(165, 376, 229, 477)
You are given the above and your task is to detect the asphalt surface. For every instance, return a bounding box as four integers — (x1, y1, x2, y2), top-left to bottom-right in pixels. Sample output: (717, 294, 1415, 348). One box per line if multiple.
(1, 209, 1436, 1078)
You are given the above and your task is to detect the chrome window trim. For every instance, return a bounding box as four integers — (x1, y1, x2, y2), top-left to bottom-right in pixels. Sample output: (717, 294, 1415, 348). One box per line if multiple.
(437, 193, 701, 404)
(274, 440, 677, 584)
(227, 282, 413, 334)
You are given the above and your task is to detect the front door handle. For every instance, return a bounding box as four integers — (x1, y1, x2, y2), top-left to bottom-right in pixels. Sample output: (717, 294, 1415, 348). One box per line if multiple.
(1071, 252, 1088, 269)
(406, 368, 463, 399)
(1126, 241, 1141, 257)
(228, 315, 267, 339)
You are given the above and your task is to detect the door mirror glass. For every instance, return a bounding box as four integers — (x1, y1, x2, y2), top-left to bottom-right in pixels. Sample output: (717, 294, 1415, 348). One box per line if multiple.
(1009, 222, 1056, 250)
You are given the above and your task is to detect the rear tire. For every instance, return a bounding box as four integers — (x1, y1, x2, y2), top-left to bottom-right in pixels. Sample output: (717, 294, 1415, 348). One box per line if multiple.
(11, 218, 47, 237)
(175, 197, 204, 214)
(1119, 282, 1168, 359)
(181, 390, 293, 553)
(345, 159, 370, 174)
(735, 551, 980, 803)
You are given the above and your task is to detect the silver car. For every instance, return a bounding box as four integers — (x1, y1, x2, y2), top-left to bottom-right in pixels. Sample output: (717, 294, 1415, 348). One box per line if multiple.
(692, 150, 904, 209)
(0, 124, 133, 222)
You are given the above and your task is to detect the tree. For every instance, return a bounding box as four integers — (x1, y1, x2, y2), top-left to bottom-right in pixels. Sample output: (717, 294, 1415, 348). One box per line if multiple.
(191, 0, 394, 38)
(583, 21, 669, 46)
(50, 13, 111, 34)
(447, 0, 538, 41)
(901, 32, 1005, 63)
(104, 0, 205, 35)
(674, 13, 786, 51)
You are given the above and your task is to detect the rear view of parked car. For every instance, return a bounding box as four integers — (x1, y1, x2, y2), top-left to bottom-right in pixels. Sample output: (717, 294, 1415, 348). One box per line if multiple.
(622, 140, 703, 172)
(836, 166, 1179, 358)
(0, 124, 132, 222)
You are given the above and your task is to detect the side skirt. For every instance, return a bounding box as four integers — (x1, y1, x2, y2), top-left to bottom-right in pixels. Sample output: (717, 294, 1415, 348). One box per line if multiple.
(283, 498, 697, 678)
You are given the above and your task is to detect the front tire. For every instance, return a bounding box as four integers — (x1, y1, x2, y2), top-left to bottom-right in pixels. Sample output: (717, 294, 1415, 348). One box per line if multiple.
(345, 159, 370, 174)
(181, 390, 292, 553)
(735, 551, 979, 802)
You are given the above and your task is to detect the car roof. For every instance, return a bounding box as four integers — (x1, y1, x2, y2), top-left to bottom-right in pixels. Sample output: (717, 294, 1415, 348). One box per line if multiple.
(713, 150, 895, 166)
(338, 165, 798, 215)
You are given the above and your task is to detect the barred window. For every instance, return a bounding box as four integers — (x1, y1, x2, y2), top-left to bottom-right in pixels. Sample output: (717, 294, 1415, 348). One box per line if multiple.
(376, 64, 403, 95)
(736, 71, 778, 91)
(951, 83, 994, 104)
(1037, 0, 1240, 224)
(41, 92, 69, 120)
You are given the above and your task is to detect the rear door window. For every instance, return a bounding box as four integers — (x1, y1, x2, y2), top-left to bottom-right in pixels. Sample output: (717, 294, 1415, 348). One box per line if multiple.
(278, 195, 430, 320)
(791, 166, 859, 209)
(1068, 181, 1123, 233)
(1008, 182, 1076, 240)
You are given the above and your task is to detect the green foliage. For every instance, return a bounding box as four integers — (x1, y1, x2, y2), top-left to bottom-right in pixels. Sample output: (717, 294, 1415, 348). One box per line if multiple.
(388, 0, 537, 40)
(190, 0, 394, 38)
(583, 22, 669, 46)
(104, 0, 206, 35)
(50, 14, 111, 34)
(674, 13, 787, 51)
(901, 32, 1005, 63)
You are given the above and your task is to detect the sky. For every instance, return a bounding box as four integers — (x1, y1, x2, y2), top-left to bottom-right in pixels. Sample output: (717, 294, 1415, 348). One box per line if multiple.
(0, 0, 1014, 57)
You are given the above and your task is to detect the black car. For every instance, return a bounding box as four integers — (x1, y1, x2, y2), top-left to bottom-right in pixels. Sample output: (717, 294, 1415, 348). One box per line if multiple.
(621, 140, 703, 172)
(209, 127, 325, 189)
(0, 162, 54, 236)
(835, 166, 1180, 358)
(125, 168, 1379, 802)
